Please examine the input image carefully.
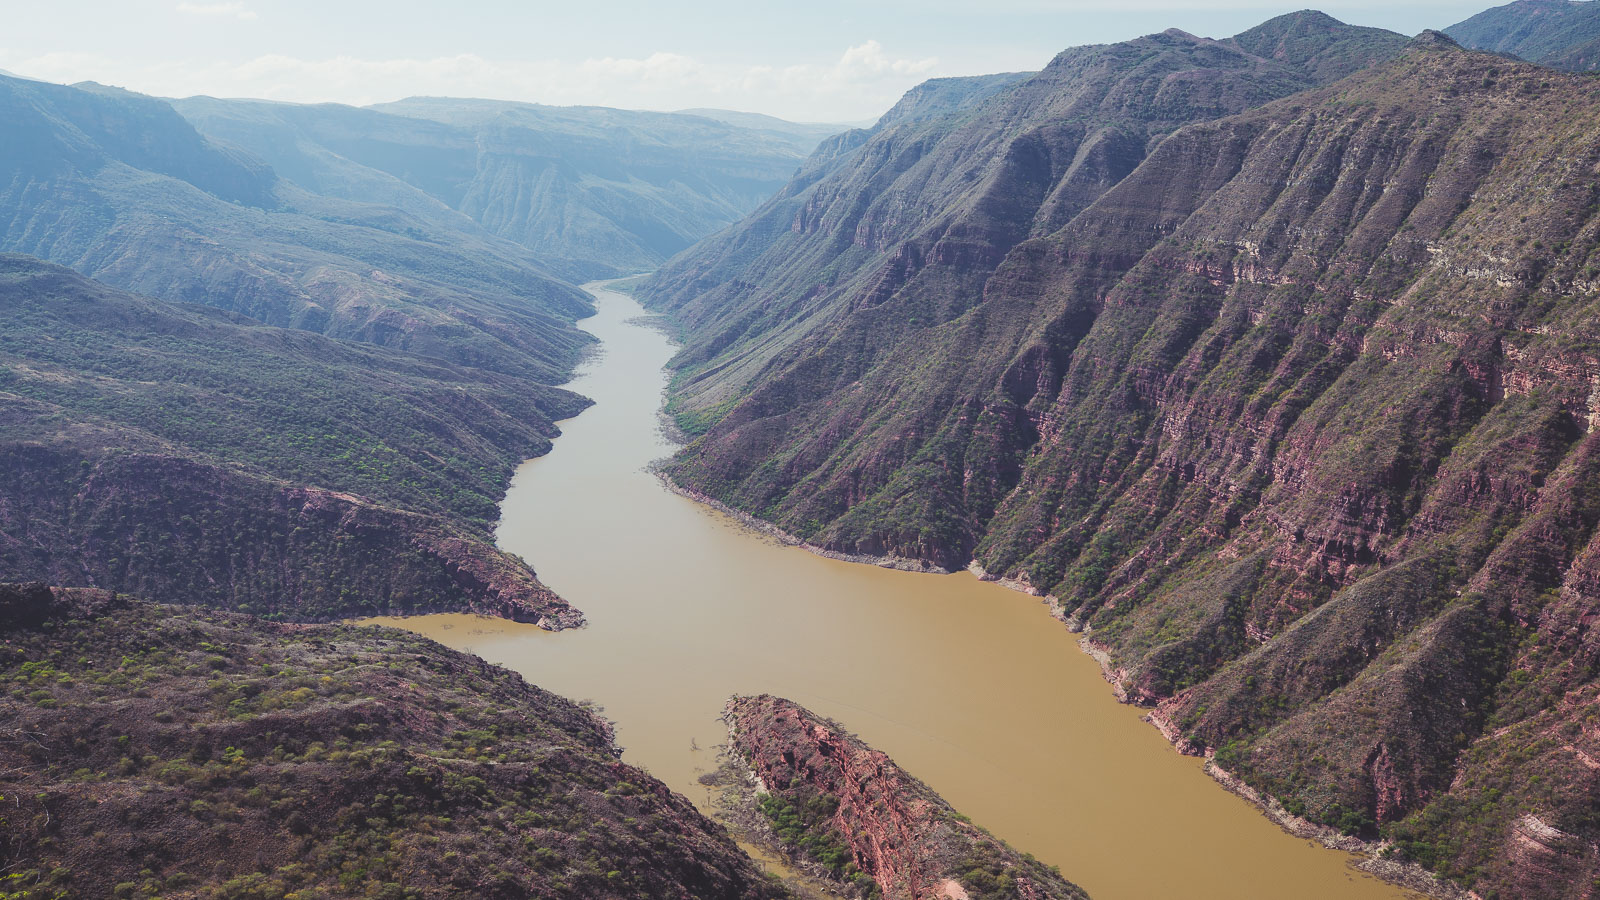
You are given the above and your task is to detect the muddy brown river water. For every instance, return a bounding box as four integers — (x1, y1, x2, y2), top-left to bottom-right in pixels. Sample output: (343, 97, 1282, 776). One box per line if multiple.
(367, 281, 1424, 900)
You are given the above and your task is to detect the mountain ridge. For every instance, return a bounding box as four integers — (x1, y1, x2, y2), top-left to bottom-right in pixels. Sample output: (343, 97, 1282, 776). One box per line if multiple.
(641, 12, 1409, 426)
(1446, 0, 1600, 69)
(0, 71, 596, 381)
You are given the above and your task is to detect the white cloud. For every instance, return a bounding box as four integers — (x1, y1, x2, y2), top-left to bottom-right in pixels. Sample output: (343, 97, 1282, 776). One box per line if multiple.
(2, 41, 941, 122)
(175, 2, 257, 21)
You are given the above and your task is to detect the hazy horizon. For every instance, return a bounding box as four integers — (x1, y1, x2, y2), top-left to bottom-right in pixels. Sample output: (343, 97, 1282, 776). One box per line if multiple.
(5, 0, 1508, 124)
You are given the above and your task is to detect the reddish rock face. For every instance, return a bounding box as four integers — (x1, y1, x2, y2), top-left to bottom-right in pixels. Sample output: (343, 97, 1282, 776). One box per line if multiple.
(0, 444, 582, 626)
(725, 695, 1090, 900)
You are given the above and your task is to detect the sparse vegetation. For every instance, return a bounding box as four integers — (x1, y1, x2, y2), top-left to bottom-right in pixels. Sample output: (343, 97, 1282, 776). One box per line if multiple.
(0, 585, 783, 899)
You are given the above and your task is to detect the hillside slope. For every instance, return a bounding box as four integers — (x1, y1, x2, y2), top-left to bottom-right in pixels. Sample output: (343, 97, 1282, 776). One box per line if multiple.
(1446, 0, 1600, 70)
(0, 584, 782, 899)
(639, 12, 1407, 426)
(176, 96, 842, 282)
(0, 73, 594, 379)
(0, 255, 584, 625)
(644, 26, 1600, 900)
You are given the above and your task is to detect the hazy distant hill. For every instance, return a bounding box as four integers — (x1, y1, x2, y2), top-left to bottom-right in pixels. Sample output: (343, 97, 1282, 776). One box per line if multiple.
(674, 106, 863, 139)
(0, 73, 594, 379)
(175, 96, 845, 280)
(1446, 0, 1600, 69)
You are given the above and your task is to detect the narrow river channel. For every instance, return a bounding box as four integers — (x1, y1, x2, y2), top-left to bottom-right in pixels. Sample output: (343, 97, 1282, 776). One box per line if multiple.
(368, 281, 1423, 900)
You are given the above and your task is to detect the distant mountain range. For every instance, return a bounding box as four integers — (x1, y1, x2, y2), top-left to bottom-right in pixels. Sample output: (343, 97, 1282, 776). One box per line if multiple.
(176, 95, 845, 281)
(0, 71, 846, 369)
(1446, 0, 1600, 69)
(0, 73, 594, 380)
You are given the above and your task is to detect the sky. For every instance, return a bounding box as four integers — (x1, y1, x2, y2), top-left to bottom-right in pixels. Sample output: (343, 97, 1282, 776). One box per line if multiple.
(1, 0, 1502, 123)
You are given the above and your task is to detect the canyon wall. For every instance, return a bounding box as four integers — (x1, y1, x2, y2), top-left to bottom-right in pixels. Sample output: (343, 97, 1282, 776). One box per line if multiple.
(646, 25, 1600, 899)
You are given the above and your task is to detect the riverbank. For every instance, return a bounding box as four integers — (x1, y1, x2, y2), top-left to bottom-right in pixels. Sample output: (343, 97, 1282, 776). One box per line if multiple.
(970, 567, 1474, 900)
(719, 694, 1091, 900)
(655, 472, 951, 574)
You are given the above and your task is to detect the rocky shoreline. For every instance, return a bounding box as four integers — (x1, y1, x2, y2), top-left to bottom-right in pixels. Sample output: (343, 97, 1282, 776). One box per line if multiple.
(699, 723, 850, 900)
(969, 567, 1475, 900)
(655, 471, 951, 574)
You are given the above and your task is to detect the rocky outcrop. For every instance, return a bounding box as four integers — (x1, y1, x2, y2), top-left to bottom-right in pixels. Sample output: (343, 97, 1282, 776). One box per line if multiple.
(722, 695, 1089, 900)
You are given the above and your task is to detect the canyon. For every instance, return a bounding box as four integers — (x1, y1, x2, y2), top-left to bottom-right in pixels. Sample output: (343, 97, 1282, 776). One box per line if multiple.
(640, 19, 1600, 900)
(5, 4, 1600, 896)
(374, 282, 1427, 900)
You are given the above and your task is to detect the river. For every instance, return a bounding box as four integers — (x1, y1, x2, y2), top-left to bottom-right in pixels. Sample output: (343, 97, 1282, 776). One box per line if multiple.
(367, 280, 1424, 900)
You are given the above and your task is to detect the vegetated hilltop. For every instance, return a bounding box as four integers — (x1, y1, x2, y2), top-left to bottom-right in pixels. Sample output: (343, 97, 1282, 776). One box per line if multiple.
(0, 583, 784, 899)
(0, 72, 594, 380)
(174, 95, 845, 282)
(1446, 0, 1600, 70)
(639, 11, 1407, 430)
(718, 695, 1089, 900)
(0, 255, 585, 625)
(642, 20, 1600, 900)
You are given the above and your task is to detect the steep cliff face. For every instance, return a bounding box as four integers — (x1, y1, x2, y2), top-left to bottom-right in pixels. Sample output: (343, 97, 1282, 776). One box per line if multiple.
(723, 695, 1089, 900)
(0, 73, 594, 379)
(0, 255, 585, 624)
(641, 12, 1407, 424)
(1446, 0, 1600, 70)
(0, 587, 778, 899)
(651, 29, 1600, 900)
